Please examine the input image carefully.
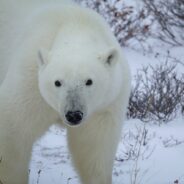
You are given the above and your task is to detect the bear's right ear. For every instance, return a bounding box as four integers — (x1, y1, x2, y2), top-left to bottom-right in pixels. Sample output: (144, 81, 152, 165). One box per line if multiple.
(38, 48, 49, 69)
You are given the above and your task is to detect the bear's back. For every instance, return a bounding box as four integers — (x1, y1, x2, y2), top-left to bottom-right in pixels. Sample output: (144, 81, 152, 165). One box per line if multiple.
(0, 0, 71, 85)
(0, 0, 119, 87)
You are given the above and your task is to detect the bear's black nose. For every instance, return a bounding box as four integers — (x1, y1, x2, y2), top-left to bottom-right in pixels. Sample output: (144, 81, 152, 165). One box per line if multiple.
(65, 111, 83, 125)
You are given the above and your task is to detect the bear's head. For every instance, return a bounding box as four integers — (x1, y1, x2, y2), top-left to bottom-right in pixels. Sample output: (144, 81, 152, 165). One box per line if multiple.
(37, 28, 125, 127)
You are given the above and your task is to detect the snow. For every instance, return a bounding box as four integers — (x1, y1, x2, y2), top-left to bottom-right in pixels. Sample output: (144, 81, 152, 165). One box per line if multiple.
(29, 117, 184, 184)
(29, 127, 79, 184)
(115, 118, 184, 184)
(123, 48, 160, 75)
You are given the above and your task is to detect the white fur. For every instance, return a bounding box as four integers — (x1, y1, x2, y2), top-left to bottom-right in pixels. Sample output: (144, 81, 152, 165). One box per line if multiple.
(0, 1, 131, 184)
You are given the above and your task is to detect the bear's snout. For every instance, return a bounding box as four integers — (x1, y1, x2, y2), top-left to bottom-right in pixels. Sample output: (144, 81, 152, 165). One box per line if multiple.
(65, 111, 83, 125)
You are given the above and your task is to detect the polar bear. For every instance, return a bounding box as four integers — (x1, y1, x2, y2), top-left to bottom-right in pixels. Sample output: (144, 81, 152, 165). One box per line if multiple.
(0, 0, 131, 184)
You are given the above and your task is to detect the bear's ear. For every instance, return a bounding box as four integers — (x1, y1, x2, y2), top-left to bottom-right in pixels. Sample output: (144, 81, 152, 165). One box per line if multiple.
(38, 48, 49, 69)
(99, 47, 118, 66)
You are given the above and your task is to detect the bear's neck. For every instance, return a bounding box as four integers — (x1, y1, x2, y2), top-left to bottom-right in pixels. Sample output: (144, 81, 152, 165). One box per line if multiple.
(1, 31, 60, 141)
(1, 65, 58, 140)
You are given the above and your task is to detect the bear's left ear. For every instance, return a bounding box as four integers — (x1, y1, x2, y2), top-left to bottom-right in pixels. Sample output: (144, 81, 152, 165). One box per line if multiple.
(99, 48, 118, 66)
(38, 48, 50, 69)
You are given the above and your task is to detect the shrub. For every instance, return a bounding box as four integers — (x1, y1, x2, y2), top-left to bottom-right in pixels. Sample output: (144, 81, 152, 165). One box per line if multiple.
(128, 62, 184, 123)
(141, 0, 184, 46)
(75, 0, 150, 47)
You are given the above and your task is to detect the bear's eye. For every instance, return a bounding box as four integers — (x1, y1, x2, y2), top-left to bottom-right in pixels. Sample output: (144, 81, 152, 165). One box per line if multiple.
(55, 80, 62, 87)
(86, 79, 93, 86)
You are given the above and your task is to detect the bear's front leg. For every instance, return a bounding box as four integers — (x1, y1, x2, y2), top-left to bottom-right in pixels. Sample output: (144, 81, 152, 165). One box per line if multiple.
(0, 138, 31, 184)
(67, 115, 122, 184)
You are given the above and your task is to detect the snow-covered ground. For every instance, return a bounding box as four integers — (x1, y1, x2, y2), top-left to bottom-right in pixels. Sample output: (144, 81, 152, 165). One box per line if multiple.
(29, 46, 184, 184)
(115, 117, 184, 184)
(29, 117, 184, 184)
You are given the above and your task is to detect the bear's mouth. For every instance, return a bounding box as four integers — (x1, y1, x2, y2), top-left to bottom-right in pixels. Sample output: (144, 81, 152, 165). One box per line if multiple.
(64, 121, 82, 127)
(63, 118, 84, 127)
